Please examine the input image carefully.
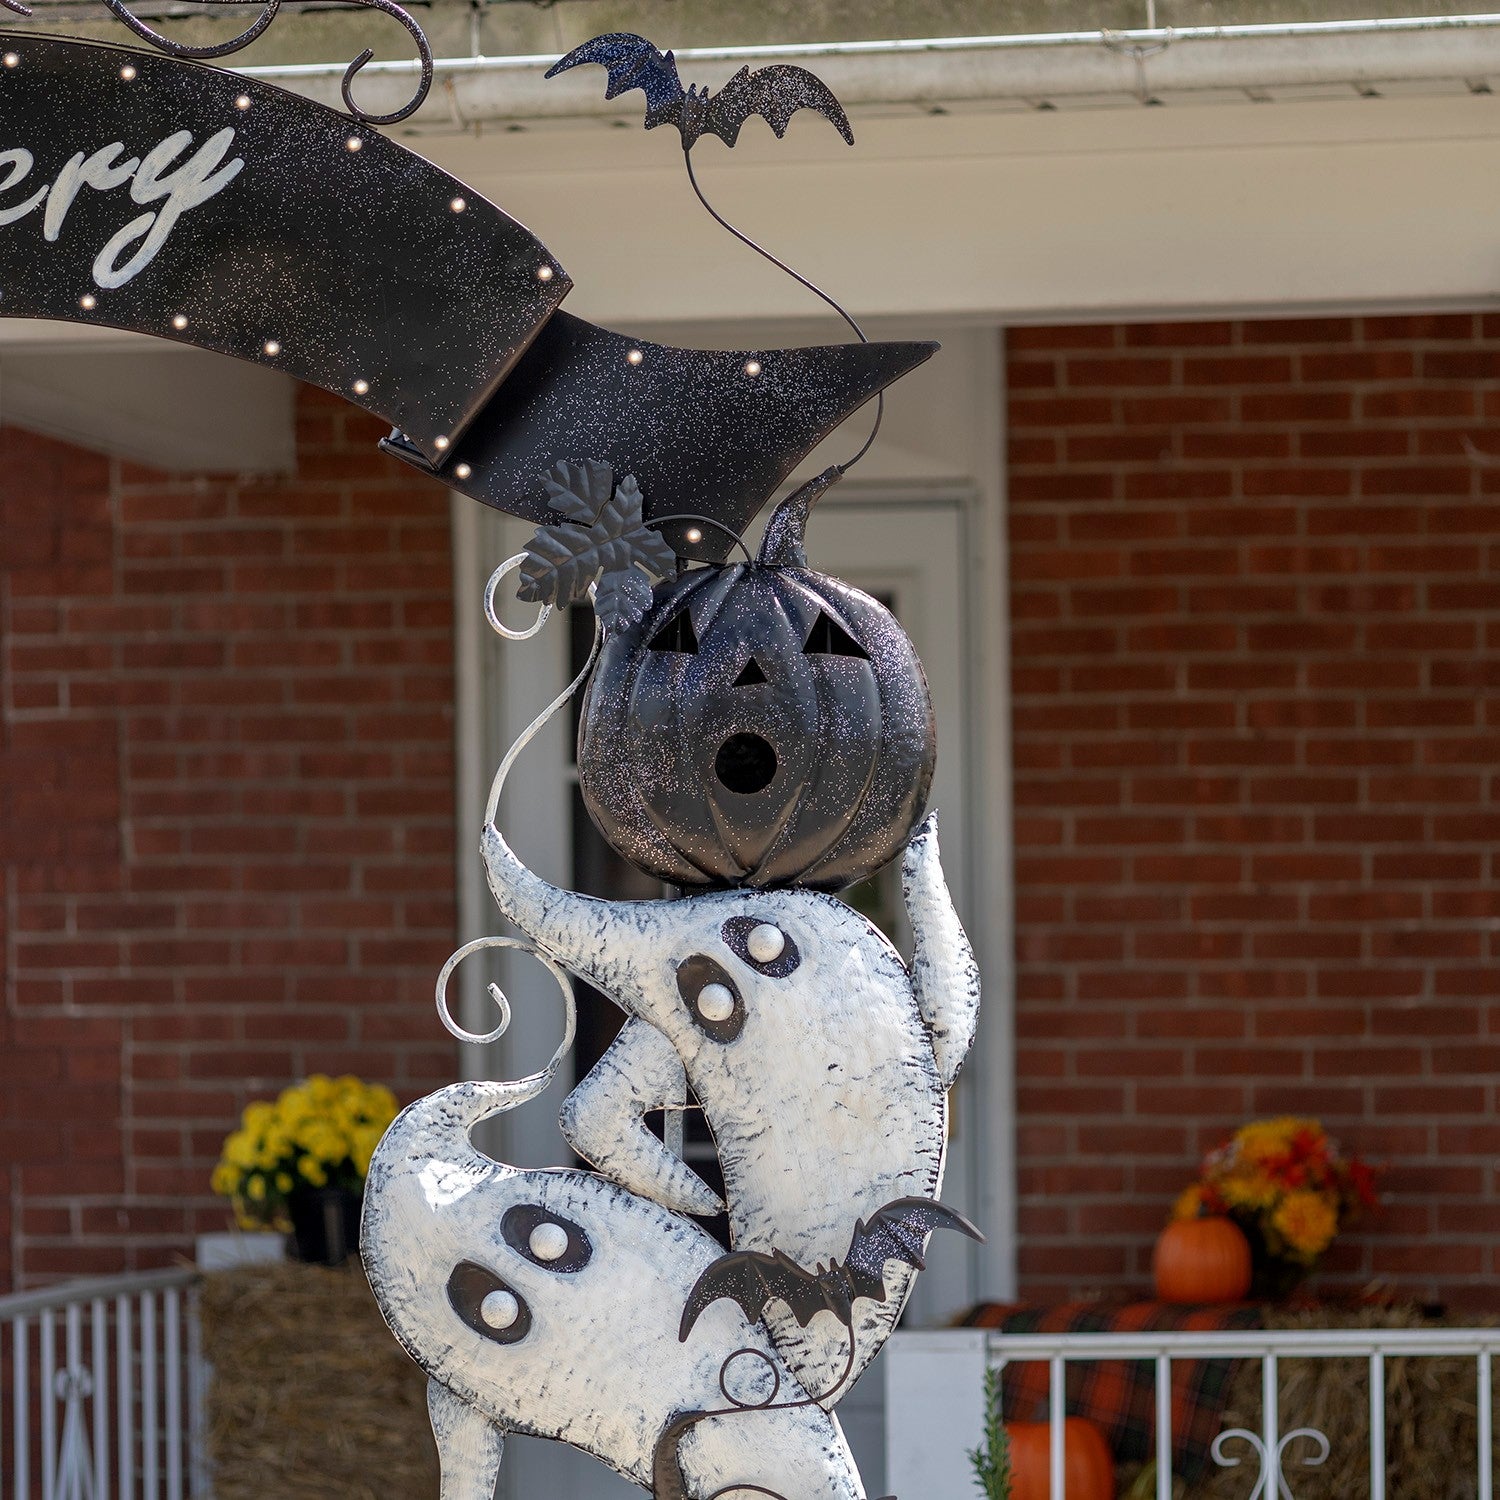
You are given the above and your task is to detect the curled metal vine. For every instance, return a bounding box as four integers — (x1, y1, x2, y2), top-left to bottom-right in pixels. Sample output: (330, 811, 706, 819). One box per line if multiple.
(3, 0, 435, 123)
(681, 148, 883, 476)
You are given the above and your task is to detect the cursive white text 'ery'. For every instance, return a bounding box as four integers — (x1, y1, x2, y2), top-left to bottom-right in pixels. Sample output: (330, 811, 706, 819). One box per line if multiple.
(0, 127, 244, 291)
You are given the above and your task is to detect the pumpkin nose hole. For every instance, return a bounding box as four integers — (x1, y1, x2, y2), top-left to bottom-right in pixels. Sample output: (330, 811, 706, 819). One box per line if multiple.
(732, 657, 768, 688)
(715, 733, 777, 795)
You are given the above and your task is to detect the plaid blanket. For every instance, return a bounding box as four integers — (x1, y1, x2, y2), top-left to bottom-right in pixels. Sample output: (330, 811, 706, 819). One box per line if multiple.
(960, 1301, 1264, 1482)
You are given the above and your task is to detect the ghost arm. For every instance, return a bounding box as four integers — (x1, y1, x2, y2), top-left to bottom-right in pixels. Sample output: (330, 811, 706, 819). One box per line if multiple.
(901, 813, 981, 1088)
(560, 1018, 726, 1217)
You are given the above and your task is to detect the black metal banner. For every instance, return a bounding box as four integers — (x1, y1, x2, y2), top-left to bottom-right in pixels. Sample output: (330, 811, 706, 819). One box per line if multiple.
(384, 312, 937, 560)
(0, 35, 570, 463)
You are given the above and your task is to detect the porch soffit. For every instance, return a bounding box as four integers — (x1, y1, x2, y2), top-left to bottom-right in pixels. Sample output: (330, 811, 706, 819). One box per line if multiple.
(3, 7, 1500, 399)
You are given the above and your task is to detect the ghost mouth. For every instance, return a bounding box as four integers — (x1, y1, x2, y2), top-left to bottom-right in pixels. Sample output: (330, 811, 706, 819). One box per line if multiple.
(714, 733, 777, 795)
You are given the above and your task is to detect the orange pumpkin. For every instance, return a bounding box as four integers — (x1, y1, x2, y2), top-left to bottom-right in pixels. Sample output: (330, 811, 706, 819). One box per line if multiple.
(1005, 1417, 1115, 1500)
(1153, 1215, 1252, 1304)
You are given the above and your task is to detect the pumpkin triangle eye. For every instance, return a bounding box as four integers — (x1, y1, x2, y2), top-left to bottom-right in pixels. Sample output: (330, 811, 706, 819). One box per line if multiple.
(648, 610, 699, 653)
(803, 610, 868, 660)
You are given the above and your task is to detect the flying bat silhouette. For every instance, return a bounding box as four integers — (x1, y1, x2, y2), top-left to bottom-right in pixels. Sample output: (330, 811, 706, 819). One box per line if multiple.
(678, 1197, 982, 1340)
(546, 32, 855, 149)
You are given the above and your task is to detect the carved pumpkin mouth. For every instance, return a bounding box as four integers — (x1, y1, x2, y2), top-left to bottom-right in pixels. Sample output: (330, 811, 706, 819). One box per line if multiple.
(714, 733, 778, 795)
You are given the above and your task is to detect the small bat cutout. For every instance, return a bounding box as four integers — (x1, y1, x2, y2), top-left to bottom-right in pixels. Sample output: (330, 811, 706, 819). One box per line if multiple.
(678, 1196, 982, 1340)
(547, 32, 855, 149)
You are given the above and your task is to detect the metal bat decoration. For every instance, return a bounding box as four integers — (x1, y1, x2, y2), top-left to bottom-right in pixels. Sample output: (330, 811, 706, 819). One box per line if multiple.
(679, 1198, 983, 1338)
(546, 32, 855, 150)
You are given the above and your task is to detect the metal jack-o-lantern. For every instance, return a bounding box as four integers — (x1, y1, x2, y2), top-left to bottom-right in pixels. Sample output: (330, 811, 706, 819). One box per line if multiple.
(577, 472, 937, 891)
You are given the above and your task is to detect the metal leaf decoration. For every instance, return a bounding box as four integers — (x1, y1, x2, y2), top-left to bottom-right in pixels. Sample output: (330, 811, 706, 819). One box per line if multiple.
(543, 460, 616, 525)
(518, 462, 676, 629)
(594, 569, 655, 630)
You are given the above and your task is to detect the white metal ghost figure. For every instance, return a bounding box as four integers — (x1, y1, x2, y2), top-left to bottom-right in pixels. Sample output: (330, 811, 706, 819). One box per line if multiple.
(480, 809, 981, 1401)
(361, 1075, 872, 1500)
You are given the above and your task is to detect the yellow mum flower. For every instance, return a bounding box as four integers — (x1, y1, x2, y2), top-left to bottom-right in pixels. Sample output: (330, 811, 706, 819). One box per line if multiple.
(1273, 1190, 1338, 1259)
(219, 1075, 396, 1204)
(1235, 1121, 1289, 1163)
(224, 1130, 259, 1169)
(306, 1124, 345, 1163)
(1172, 1185, 1204, 1221)
(277, 1092, 312, 1126)
(1219, 1168, 1279, 1210)
(351, 1123, 385, 1177)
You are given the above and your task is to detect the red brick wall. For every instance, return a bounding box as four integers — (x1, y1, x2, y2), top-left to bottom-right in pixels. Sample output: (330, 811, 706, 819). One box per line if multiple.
(0, 389, 457, 1289)
(8, 319, 1499, 1305)
(1009, 313, 1500, 1310)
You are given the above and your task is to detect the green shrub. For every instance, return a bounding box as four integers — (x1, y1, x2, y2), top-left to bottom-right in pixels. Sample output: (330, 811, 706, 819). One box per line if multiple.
(969, 1367, 1011, 1500)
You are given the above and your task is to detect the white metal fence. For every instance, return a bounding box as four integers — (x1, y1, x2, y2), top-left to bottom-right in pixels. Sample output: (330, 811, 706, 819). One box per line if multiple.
(7, 1275, 1498, 1498)
(886, 1324, 1500, 1498)
(1, 1268, 205, 1500)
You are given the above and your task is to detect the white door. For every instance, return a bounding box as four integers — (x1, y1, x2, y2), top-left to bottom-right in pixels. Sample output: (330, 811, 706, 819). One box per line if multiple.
(453, 492, 983, 1499)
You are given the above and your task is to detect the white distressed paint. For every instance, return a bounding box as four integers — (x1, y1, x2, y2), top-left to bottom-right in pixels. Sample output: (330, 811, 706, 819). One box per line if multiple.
(428, 1378, 507, 1500)
(903, 819, 981, 1090)
(362, 1078, 868, 1499)
(482, 810, 979, 1402)
(557, 1020, 724, 1218)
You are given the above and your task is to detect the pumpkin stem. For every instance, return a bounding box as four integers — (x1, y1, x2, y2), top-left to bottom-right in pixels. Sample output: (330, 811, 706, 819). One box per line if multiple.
(757, 465, 844, 567)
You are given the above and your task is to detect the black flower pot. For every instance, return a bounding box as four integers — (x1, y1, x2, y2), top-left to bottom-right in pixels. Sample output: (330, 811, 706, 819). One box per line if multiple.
(288, 1187, 362, 1267)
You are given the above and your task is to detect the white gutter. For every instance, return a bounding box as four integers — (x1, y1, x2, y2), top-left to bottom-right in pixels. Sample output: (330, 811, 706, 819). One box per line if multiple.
(235, 13, 1500, 120)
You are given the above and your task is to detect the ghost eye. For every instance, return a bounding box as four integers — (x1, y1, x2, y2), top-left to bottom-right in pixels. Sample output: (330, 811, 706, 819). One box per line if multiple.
(722, 916, 801, 977)
(803, 610, 867, 659)
(448, 1261, 533, 1344)
(502, 1205, 592, 1271)
(648, 610, 698, 653)
(677, 953, 745, 1042)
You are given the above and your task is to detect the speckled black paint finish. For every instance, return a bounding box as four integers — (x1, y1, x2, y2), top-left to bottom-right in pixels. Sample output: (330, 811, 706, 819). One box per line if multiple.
(388, 313, 938, 563)
(0, 36, 568, 464)
(577, 556, 937, 892)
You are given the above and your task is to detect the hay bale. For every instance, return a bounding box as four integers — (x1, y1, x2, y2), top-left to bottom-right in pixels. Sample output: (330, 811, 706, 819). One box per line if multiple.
(199, 1260, 438, 1500)
(1184, 1305, 1500, 1500)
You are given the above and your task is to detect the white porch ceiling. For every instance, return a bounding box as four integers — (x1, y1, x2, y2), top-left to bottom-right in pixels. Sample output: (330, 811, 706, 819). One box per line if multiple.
(0, 344, 295, 473)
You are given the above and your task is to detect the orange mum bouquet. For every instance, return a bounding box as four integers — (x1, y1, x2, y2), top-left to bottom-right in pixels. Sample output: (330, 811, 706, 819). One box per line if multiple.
(1174, 1116, 1379, 1298)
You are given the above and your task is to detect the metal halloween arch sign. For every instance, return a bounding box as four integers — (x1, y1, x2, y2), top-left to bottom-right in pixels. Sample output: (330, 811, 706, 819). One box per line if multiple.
(0, 35, 568, 465)
(0, 34, 933, 560)
(0, 16, 980, 1499)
